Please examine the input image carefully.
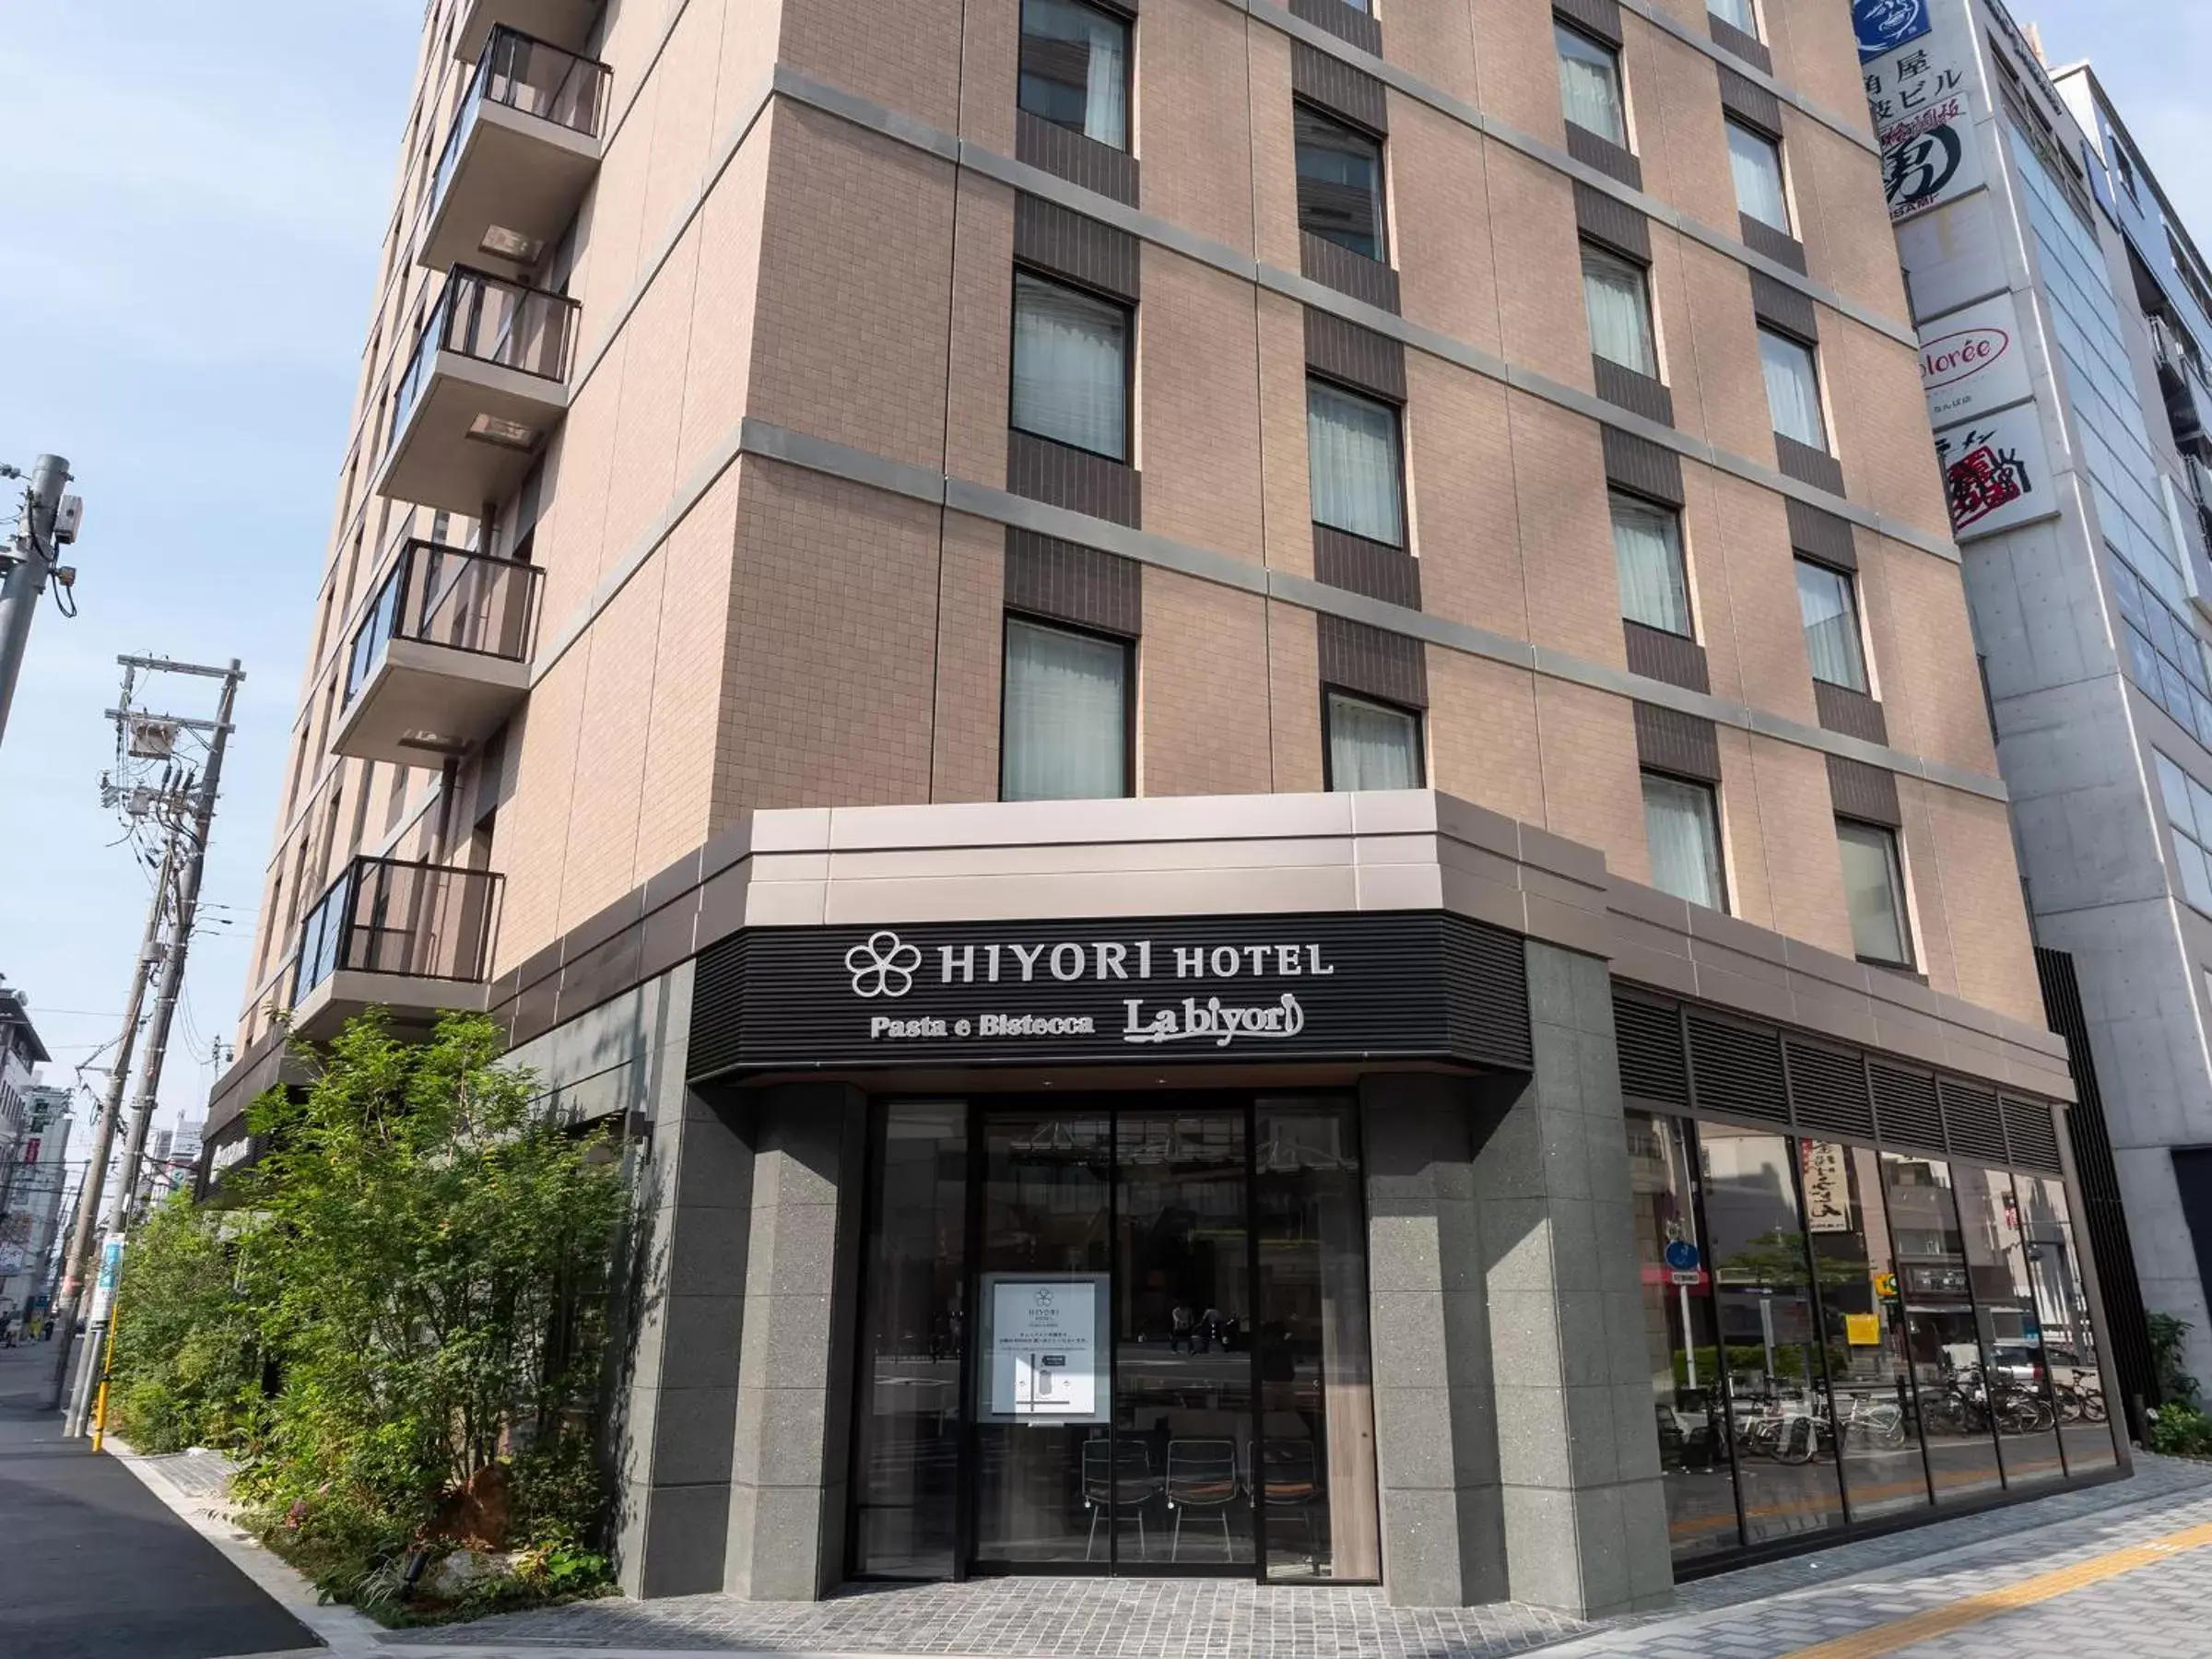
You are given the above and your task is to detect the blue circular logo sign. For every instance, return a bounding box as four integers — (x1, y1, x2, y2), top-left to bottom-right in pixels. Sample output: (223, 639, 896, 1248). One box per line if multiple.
(1664, 1239, 1700, 1272)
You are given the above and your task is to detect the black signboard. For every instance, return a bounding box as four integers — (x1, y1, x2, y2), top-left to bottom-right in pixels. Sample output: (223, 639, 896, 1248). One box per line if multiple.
(688, 911, 1530, 1080)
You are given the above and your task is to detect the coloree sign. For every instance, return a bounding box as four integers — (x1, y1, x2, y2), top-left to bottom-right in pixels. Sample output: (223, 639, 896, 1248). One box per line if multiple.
(688, 911, 1535, 1077)
(1917, 291, 2033, 427)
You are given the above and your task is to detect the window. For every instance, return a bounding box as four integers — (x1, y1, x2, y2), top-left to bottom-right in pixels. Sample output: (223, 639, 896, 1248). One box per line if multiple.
(1642, 771, 1725, 910)
(1582, 243, 1658, 377)
(1556, 24, 1626, 147)
(1708, 0, 1759, 36)
(1759, 327, 1827, 450)
(2156, 751, 2212, 914)
(1017, 0, 1129, 150)
(1307, 379, 1406, 546)
(1611, 492, 1691, 635)
(1325, 689, 1422, 789)
(1838, 819, 1912, 966)
(1001, 617, 1130, 801)
(1727, 120, 1790, 231)
(1010, 270, 1129, 461)
(2112, 557, 2212, 745)
(1795, 559, 1867, 692)
(1294, 105, 1385, 261)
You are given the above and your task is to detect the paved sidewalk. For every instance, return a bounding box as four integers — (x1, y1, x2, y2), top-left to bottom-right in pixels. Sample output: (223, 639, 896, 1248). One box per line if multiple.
(356, 1453, 2212, 1659)
(105, 1429, 2212, 1659)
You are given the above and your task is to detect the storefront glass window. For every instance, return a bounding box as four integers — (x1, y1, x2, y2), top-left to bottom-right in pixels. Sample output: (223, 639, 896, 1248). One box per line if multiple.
(1253, 1100, 1379, 1580)
(2014, 1172, 2119, 1474)
(1700, 1122, 1847, 1546)
(1626, 1110, 1740, 1562)
(1957, 1165, 2066, 1487)
(1879, 1153, 2004, 1502)
(1800, 1141, 1932, 1522)
(852, 1102, 969, 1576)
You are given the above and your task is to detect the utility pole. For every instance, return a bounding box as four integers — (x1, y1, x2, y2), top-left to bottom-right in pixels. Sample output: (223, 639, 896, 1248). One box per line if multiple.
(56, 655, 245, 1434)
(0, 454, 82, 748)
(46, 841, 171, 1413)
(48, 851, 169, 1402)
(108, 662, 241, 1225)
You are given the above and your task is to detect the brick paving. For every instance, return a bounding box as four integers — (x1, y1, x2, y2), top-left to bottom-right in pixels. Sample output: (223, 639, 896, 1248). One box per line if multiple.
(384, 1578, 1592, 1656)
(115, 1439, 2212, 1657)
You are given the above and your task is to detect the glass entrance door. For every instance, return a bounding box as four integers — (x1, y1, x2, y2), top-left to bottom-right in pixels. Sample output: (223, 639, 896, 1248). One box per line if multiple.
(1113, 1110, 1253, 1569)
(853, 1093, 1379, 1582)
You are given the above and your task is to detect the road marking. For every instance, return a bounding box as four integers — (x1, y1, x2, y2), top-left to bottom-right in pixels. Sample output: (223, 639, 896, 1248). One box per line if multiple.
(1776, 1519, 2212, 1658)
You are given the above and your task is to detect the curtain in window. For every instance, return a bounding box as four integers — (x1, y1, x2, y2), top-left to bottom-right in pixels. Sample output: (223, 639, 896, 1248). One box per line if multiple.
(1018, 0, 1128, 148)
(1728, 124, 1790, 229)
(1794, 559, 1867, 690)
(1838, 821, 1910, 964)
(1643, 773, 1724, 910)
(1307, 381, 1405, 546)
(1760, 329, 1826, 448)
(1556, 25, 1625, 144)
(1708, 0, 1759, 36)
(1327, 692, 1420, 789)
(1583, 246, 1656, 376)
(1612, 495, 1691, 634)
(1011, 273, 1127, 460)
(1002, 618, 1128, 801)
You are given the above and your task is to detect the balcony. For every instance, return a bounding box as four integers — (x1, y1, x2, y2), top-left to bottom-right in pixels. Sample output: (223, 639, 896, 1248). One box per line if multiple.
(375, 265, 578, 514)
(2151, 314, 2212, 459)
(290, 855, 502, 1041)
(334, 540, 541, 765)
(421, 28, 607, 275)
(456, 0, 602, 64)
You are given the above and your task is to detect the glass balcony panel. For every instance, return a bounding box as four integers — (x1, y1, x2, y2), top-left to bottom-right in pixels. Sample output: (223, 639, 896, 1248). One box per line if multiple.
(292, 854, 503, 1004)
(429, 26, 609, 231)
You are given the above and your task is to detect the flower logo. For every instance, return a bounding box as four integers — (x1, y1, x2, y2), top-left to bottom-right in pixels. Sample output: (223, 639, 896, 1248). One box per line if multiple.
(846, 929, 921, 998)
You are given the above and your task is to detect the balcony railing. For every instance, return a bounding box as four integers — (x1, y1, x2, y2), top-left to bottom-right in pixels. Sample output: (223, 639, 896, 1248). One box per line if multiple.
(294, 855, 503, 1005)
(345, 540, 542, 706)
(427, 25, 609, 241)
(389, 266, 579, 451)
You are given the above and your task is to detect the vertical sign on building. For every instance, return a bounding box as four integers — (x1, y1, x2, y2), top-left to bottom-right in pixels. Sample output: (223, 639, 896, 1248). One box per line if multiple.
(1859, 0, 1987, 223)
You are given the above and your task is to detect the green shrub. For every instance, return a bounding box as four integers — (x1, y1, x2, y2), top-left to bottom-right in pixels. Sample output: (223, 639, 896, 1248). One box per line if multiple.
(2147, 1402, 2212, 1457)
(112, 1011, 629, 1618)
(107, 1192, 261, 1453)
(2148, 1312, 2201, 1409)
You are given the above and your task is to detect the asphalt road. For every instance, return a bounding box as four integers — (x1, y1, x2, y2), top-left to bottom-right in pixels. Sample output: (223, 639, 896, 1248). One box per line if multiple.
(0, 1339, 314, 1659)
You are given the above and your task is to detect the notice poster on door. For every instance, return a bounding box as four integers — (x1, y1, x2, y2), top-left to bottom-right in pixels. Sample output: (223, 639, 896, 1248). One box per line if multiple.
(984, 1275, 1107, 1423)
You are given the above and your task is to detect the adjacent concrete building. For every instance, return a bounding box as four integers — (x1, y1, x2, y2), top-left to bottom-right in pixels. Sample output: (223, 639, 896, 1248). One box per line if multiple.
(207, 0, 2126, 1614)
(2, 1086, 75, 1317)
(1844, 0, 2212, 1402)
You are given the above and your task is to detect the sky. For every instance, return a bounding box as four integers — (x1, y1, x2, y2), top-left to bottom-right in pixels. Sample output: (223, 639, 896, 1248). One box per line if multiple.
(0, 0, 2205, 1147)
(0, 2, 420, 1142)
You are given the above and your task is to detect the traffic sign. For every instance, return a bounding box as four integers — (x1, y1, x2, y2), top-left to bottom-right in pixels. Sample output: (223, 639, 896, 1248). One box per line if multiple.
(1664, 1238, 1701, 1273)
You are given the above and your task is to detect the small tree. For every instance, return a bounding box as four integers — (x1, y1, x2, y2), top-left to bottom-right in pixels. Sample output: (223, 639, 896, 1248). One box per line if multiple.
(230, 1010, 629, 1594)
(108, 1191, 261, 1454)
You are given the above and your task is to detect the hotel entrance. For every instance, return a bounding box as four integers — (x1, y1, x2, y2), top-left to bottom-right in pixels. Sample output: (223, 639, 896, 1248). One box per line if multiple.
(848, 1093, 1381, 1582)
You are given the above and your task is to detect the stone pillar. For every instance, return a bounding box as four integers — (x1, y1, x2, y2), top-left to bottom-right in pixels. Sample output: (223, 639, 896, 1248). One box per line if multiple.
(1361, 1072, 1509, 1607)
(724, 1082, 869, 1599)
(1474, 940, 1672, 1618)
(605, 967, 756, 1596)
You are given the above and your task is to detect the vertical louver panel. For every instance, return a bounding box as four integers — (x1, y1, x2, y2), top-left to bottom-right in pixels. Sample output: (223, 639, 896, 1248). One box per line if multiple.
(2001, 1096, 2063, 1173)
(1615, 994, 1689, 1106)
(1870, 1065, 1942, 1154)
(1784, 1041, 1875, 1140)
(1687, 1014, 1789, 1125)
(1939, 1078, 2008, 1166)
